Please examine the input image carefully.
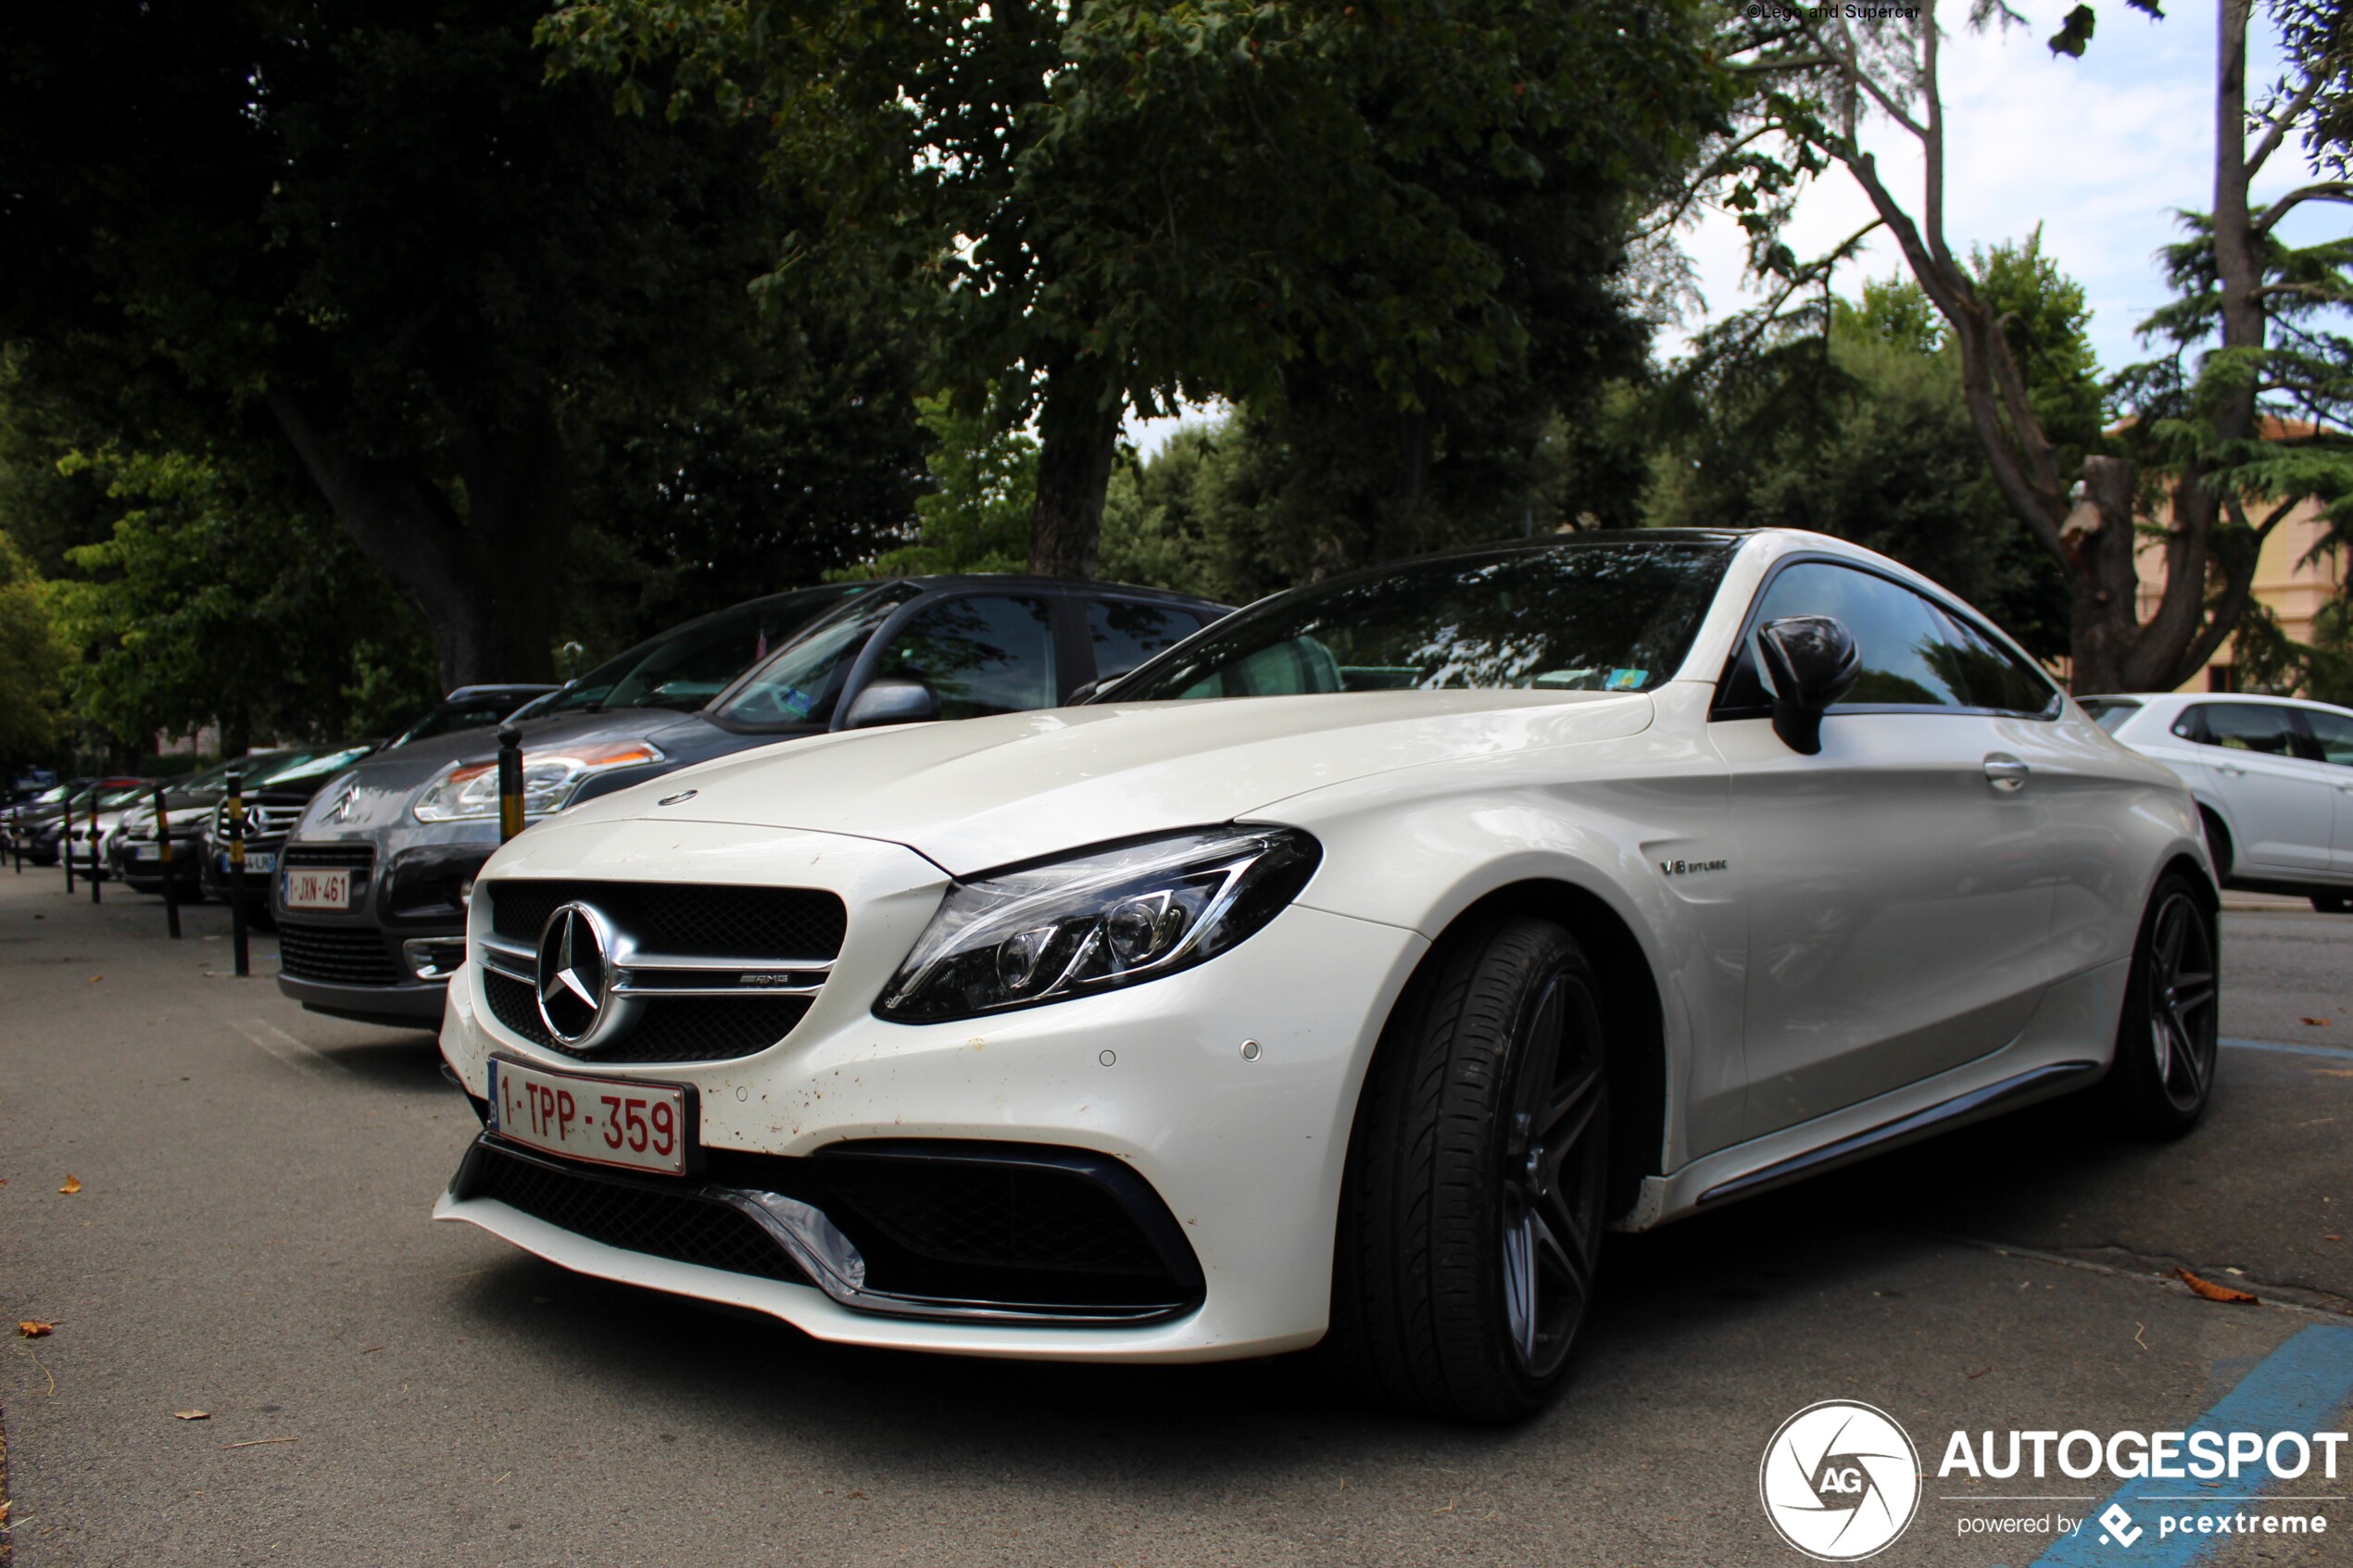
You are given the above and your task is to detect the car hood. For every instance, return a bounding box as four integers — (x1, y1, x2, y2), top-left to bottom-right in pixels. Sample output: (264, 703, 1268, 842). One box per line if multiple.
(551, 689, 1655, 876)
(307, 709, 715, 835)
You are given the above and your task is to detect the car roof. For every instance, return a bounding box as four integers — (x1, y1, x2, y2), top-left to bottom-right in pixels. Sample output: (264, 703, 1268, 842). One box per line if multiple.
(872, 574, 1230, 610)
(2081, 692, 2353, 715)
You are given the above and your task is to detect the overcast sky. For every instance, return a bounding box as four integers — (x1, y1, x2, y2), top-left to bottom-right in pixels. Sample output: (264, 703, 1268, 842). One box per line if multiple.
(1676, 0, 2326, 373)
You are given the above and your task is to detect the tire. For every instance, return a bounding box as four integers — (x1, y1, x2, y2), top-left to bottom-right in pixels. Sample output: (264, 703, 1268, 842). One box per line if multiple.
(2094, 872, 2221, 1137)
(1324, 916, 1611, 1423)
(2312, 893, 2349, 914)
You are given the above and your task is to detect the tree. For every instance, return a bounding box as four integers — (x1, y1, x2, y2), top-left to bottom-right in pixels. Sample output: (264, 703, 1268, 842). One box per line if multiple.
(545, 0, 1727, 579)
(1650, 271, 2071, 654)
(0, 529, 68, 765)
(831, 395, 1039, 581)
(46, 447, 440, 755)
(1706, 0, 2351, 691)
(0, 0, 912, 686)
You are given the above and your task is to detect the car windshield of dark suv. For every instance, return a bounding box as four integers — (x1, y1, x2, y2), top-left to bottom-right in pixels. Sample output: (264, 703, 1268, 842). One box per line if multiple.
(706, 585, 925, 731)
(1108, 540, 1735, 701)
(547, 584, 870, 716)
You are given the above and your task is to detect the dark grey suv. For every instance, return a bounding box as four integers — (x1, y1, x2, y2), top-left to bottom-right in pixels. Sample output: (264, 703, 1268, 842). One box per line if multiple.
(271, 575, 1227, 1028)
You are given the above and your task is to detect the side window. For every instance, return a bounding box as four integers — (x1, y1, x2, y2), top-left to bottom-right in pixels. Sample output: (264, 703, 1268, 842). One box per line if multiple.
(2192, 703, 2298, 756)
(1088, 599, 1205, 683)
(1939, 615, 2059, 716)
(1726, 562, 1964, 709)
(876, 596, 1058, 721)
(2303, 707, 2353, 767)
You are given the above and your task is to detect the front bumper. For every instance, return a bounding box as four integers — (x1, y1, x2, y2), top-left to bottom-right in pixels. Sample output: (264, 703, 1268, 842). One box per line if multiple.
(434, 818, 1428, 1361)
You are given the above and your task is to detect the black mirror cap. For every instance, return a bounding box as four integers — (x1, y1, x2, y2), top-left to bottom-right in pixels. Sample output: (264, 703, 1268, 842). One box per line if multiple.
(842, 677, 940, 730)
(1755, 614, 1861, 756)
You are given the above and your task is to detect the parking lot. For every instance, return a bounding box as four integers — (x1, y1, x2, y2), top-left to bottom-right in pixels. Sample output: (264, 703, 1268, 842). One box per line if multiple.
(2, 870, 2348, 1568)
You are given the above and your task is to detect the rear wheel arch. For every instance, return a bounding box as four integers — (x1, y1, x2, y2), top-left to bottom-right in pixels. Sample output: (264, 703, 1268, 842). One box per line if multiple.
(2196, 806, 2233, 881)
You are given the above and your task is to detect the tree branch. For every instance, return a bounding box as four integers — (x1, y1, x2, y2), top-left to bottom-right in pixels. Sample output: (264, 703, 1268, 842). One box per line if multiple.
(2246, 71, 2326, 179)
(2255, 181, 2353, 233)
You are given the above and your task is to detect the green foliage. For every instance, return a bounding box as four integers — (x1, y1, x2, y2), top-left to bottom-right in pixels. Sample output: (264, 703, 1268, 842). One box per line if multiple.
(0, 529, 69, 762)
(47, 448, 439, 751)
(1647, 270, 2074, 655)
(828, 395, 1038, 581)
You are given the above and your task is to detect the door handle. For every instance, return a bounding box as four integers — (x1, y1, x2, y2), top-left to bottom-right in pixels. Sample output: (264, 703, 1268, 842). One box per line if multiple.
(2218, 763, 2248, 776)
(1983, 756, 2030, 793)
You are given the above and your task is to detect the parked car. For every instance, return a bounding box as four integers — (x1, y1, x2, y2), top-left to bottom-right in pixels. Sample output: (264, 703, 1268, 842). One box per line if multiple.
(7, 777, 96, 864)
(63, 780, 162, 880)
(28, 778, 146, 871)
(107, 752, 304, 899)
(199, 746, 379, 909)
(385, 685, 560, 750)
(2080, 691, 2353, 911)
(273, 576, 1229, 1028)
(432, 528, 2216, 1423)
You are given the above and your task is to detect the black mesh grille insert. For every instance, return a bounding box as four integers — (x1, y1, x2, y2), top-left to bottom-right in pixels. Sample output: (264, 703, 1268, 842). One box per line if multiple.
(823, 1159, 1167, 1276)
(480, 970, 808, 1063)
(283, 844, 376, 871)
(464, 1145, 804, 1284)
(483, 970, 554, 1044)
(278, 922, 404, 986)
(488, 882, 845, 960)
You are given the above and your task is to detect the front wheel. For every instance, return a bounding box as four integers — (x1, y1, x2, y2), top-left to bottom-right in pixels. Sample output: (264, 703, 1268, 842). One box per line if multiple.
(2094, 872, 2220, 1137)
(1325, 917, 1611, 1423)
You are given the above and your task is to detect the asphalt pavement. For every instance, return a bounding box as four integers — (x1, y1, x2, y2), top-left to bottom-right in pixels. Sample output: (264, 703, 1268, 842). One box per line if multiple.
(3, 866, 2348, 1568)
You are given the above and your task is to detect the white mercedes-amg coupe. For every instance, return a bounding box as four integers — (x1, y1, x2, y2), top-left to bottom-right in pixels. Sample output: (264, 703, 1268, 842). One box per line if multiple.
(434, 528, 2218, 1421)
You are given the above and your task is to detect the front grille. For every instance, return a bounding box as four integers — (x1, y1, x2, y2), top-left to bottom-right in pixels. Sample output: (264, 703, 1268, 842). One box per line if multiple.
(278, 922, 404, 986)
(211, 800, 305, 838)
(488, 882, 845, 960)
(823, 1158, 1167, 1276)
(481, 969, 807, 1062)
(462, 1144, 805, 1284)
(283, 843, 376, 871)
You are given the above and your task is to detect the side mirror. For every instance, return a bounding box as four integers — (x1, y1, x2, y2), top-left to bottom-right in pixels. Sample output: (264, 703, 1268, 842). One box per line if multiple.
(1755, 615, 1861, 756)
(841, 677, 939, 730)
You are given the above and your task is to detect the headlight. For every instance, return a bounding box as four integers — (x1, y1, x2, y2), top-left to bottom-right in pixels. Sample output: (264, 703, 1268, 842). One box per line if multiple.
(876, 825, 1320, 1023)
(410, 742, 665, 824)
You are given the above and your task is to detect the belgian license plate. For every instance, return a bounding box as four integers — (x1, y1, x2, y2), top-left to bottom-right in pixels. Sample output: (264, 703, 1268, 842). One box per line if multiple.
(487, 1057, 690, 1176)
(133, 845, 160, 861)
(222, 851, 276, 874)
(283, 867, 348, 910)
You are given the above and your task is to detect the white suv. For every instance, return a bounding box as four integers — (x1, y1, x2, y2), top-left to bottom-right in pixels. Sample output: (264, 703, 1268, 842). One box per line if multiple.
(2082, 692, 2353, 912)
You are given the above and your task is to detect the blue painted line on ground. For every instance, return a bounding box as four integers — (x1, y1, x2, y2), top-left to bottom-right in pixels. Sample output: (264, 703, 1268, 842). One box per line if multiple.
(2221, 1036, 2353, 1060)
(2031, 1323, 2353, 1567)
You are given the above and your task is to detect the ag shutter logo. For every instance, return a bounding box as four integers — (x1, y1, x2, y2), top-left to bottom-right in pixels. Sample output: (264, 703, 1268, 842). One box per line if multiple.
(1760, 1400, 1923, 1561)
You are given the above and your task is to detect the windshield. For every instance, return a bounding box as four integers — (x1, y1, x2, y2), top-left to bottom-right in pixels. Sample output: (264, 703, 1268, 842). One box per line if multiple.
(99, 784, 151, 808)
(391, 692, 547, 748)
(549, 585, 868, 716)
(29, 784, 69, 807)
(709, 586, 924, 730)
(2079, 699, 2141, 734)
(256, 746, 372, 788)
(1109, 540, 1735, 702)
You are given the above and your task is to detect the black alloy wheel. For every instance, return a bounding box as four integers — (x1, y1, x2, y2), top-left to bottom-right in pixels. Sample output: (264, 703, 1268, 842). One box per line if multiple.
(1327, 916, 1612, 1423)
(2095, 872, 2220, 1136)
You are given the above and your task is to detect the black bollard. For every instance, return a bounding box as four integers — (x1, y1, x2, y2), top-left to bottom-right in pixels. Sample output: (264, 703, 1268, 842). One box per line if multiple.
(227, 771, 249, 978)
(63, 796, 74, 894)
(497, 724, 524, 843)
(155, 785, 181, 940)
(88, 790, 101, 904)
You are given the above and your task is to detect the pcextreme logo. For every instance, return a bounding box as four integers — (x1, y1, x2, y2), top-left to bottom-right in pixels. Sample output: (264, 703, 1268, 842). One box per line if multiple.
(1759, 1400, 1923, 1561)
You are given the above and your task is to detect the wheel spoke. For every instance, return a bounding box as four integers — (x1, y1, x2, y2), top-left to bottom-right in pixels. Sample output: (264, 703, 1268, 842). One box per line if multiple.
(1502, 1210, 1538, 1361)
(2156, 904, 2187, 971)
(1528, 1208, 1592, 1312)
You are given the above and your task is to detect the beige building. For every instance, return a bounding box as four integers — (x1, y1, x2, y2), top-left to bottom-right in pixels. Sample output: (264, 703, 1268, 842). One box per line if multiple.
(2132, 420, 2346, 694)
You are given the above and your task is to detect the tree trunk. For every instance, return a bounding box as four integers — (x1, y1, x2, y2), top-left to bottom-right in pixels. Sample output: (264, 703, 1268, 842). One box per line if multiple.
(1028, 355, 1121, 581)
(2058, 455, 2143, 694)
(266, 387, 566, 687)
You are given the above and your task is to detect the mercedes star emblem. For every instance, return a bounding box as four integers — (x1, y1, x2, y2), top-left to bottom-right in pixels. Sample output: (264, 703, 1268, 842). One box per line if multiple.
(535, 902, 614, 1046)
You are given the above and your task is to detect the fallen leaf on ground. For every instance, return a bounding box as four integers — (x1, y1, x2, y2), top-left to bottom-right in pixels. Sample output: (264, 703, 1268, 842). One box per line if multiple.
(2302, 1017, 2333, 1026)
(173, 1410, 209, 1421)
(0, 1499, 10, 1525)
(87, 975, 100, 984)
(58, 1174, 81, 1195)
(19, 1321, 54, 1337)
(2175, 1266, 2259, 1303)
